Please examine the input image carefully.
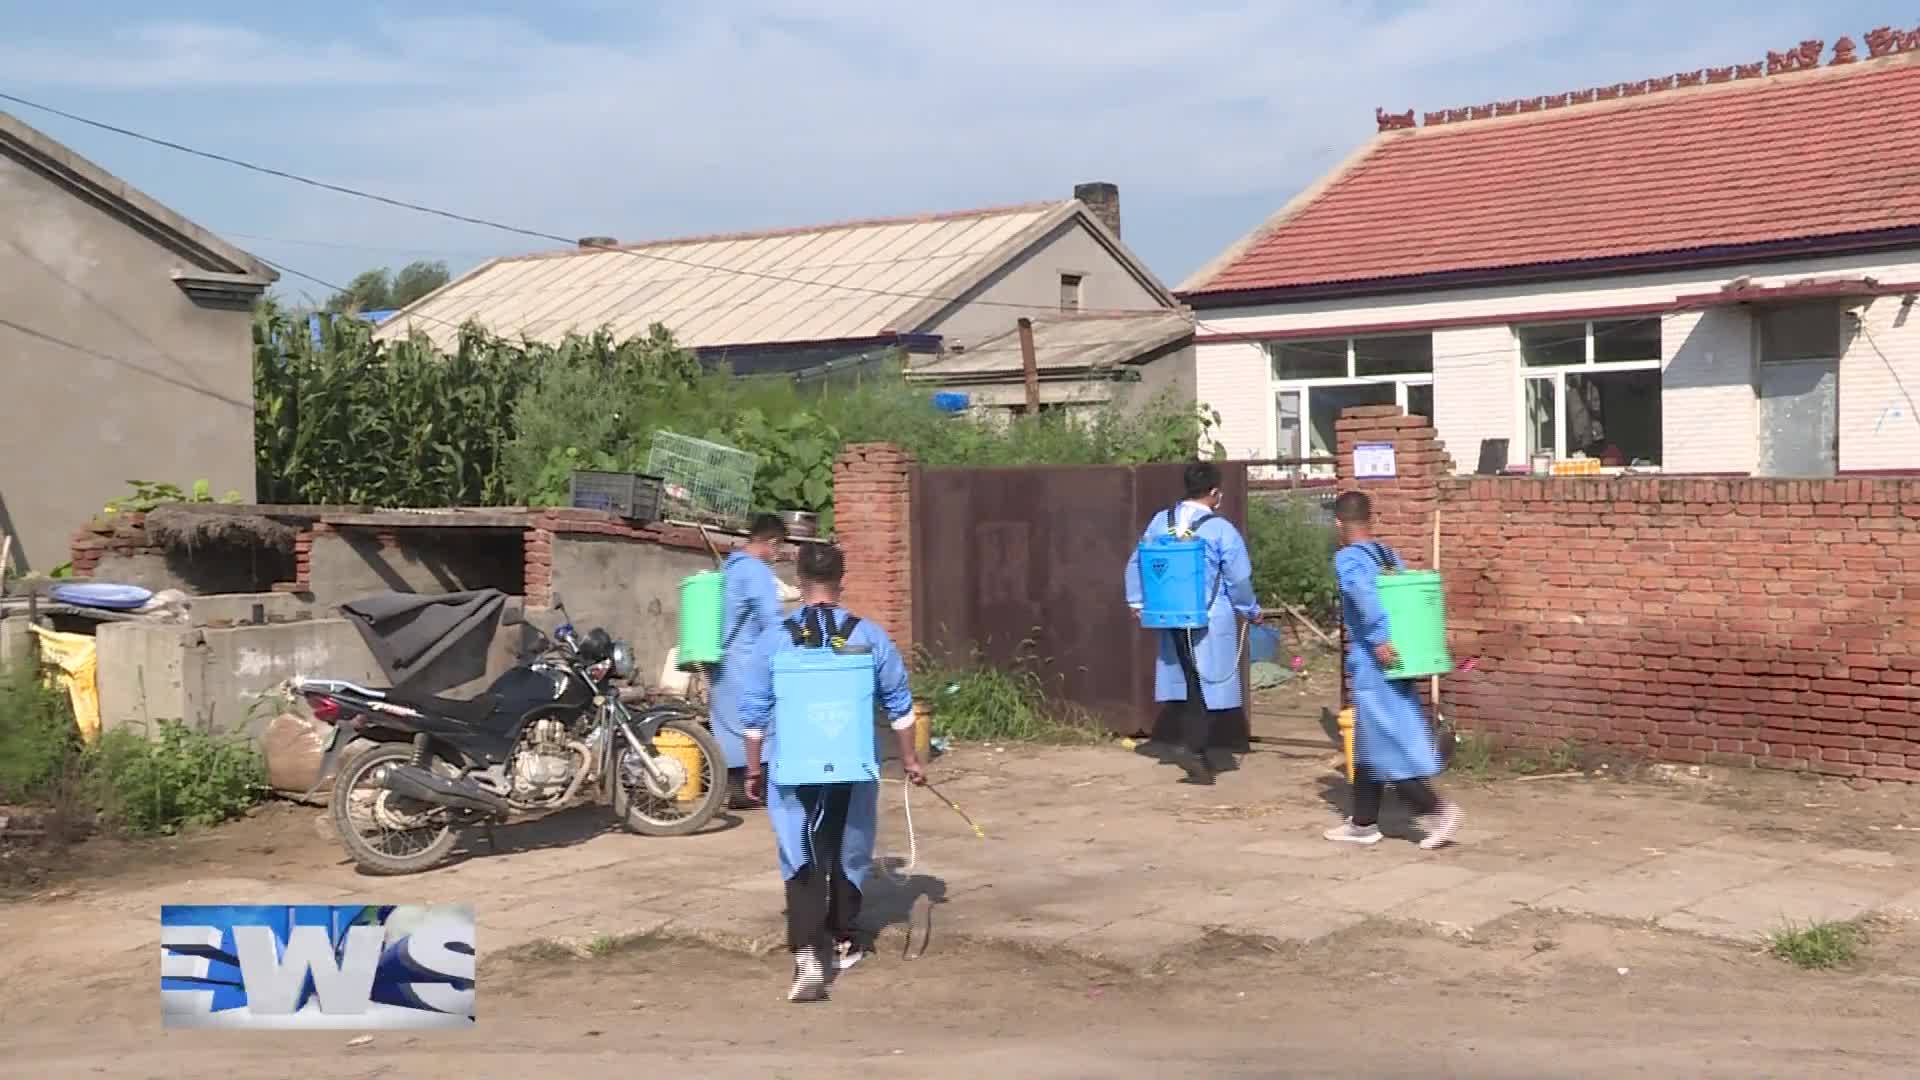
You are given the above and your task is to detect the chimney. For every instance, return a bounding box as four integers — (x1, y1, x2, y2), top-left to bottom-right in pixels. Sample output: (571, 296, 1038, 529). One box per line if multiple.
(577, 236, 617, 250)
(1073, 182, 1121, 239)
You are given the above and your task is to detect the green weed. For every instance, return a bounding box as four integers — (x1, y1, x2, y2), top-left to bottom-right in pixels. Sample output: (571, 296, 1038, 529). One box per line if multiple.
(88, 722, 266, 836)
(911, 645, 1100, 745)
(1768, 920, 1865, 970)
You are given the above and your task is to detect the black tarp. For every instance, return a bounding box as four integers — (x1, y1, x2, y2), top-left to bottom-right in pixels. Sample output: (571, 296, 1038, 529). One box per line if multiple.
(339, 589, 508, 694)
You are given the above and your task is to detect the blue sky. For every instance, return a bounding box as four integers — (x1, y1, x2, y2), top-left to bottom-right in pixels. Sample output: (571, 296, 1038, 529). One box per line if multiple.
(2, 1, 1912, 304)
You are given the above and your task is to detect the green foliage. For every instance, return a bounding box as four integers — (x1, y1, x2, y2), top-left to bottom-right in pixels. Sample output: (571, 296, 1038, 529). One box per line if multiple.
(0, 661, 79, 802)
(103, 479, 243, 515)
(1245, 496, 1338, 622)
(89, 723, 265, 835)
(909, 649, 1100, 744)
(1769, 920, 1865, 970)
(254, 301, 534, 506)
(324, 260, 450, 313)
(255, 308, 1223, 520)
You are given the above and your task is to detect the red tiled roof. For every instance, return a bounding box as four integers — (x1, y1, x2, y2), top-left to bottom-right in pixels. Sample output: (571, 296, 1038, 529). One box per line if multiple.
(1183, 53, 1920, 299)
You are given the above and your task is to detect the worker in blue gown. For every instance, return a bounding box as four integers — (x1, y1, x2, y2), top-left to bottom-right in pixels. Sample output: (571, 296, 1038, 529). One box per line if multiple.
(1124, 461, 1262, 786)
(709, 514, 791, 809)
(1324, 490, 1462, 850)
(739, 542, 926, 1003)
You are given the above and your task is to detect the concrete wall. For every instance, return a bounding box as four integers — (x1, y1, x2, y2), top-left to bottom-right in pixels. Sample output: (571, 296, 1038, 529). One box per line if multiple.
(305, 527, 525, 609)
(1194, 250, 1920, 475)
(929, 217, 1169, 351)
(0, 150, 257, 573)
(94, 603, 530, 741)
(547, 533, 795, 679)
(948, 343, 1197, 417)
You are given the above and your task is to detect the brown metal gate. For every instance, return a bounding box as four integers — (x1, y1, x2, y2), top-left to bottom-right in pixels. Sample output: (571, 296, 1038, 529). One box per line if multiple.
(909, 461, 1250, 737)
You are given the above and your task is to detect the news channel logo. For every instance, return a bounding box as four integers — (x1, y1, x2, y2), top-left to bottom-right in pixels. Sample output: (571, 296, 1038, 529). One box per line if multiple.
(160, 904, 475, 1030)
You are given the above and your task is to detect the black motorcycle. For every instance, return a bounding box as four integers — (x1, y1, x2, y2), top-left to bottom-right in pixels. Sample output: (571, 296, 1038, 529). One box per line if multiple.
(296, 595, 725, 875)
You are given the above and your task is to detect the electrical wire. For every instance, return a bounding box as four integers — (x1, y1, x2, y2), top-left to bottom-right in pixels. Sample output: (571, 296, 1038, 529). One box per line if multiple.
(0, 90, 1187, 321)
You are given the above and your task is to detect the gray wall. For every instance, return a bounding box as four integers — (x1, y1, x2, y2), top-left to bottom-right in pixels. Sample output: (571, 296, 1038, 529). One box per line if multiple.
(549, 535, 796, 680)
(306, 529, 525, 610)
(0, 152, 257, 573)
(927, 218, 1170, 351)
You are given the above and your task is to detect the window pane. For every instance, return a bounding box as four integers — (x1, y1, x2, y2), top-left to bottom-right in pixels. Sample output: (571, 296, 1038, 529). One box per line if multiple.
(1354, 333, 1433, 376)
(1567, 369, 1662, 466)
(1759, 302, 1841, 363)
(1276, 391, 1302, 459)
(1406, 383, 1434, 424)
(1059, 274, 1083, 313)
(1269, 339, 1347, 380)
(1593, 317, 1661, 364)
(1307, 383, 1396, 456)
(1525, 377, 1556, 457)
(1518, 322, 1586, 367)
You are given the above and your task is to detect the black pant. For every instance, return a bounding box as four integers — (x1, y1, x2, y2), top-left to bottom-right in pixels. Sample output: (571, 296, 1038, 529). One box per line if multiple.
(1172, 632, 1216, 757)
(1349, 763, 1441, 827)
(784, 784, 863, 954)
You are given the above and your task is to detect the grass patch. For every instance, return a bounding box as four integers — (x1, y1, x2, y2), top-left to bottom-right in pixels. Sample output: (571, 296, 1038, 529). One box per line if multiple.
(1448, 732, 1497, 778)
(0, 661, 79, 802)
(0, 660, 265, 837)
(911, 648, 1103, 744)
(1769, 919, 1866, 970)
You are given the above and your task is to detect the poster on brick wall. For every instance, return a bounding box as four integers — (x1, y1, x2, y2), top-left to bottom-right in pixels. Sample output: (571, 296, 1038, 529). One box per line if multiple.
(1354, 442, 1396, 479)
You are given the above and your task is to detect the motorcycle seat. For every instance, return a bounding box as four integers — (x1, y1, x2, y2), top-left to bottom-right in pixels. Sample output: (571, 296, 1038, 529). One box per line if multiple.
(386, 688, 502, 727)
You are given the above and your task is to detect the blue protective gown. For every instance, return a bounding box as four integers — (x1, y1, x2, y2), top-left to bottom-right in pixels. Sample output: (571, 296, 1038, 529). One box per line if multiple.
(708, 551, 786, 770)
(1124, 501, 1260, 711)
(738, 606, 915, 890)
(1337, 541, 1443, 782)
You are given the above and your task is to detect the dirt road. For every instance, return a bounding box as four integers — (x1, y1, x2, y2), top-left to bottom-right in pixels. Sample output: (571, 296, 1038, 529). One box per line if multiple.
(6, 908, 1918, 1079)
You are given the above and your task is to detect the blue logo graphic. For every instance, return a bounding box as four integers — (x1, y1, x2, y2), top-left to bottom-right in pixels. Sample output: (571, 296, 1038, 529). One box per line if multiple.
(160, 904, 475, 1029)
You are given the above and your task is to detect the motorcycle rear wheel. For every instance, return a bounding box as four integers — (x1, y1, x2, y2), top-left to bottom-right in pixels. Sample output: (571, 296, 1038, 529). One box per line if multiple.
(331, 742, 461, 875)
(613, 716, 725, 837)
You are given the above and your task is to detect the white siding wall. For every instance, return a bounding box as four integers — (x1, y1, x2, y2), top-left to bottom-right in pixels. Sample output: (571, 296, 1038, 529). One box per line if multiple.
(1432, 326, 1515, 469)
(1194, 340, 1270, 459)
(1662, 308, 1757, 474)
(1194, 250, 1920, 474)
(1839, 296, 1920, 471)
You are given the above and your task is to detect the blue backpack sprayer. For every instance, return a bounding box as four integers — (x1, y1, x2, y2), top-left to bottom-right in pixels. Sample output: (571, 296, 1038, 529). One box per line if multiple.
(769, 605, 983, 960)
(1135, 504, 1248, 681)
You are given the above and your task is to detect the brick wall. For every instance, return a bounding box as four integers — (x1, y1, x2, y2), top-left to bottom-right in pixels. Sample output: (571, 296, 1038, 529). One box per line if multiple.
(1338, 405, 1920, 782)
(833, 443, 915, 655)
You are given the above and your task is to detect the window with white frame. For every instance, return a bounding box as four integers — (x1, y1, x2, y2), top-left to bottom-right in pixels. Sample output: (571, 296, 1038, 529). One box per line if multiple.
(1267, 333, 1434, 466)
(1516, 317, 1663, 467)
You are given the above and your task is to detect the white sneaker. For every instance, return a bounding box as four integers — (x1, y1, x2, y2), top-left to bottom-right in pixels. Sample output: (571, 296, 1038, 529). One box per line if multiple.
(834, 939, 868, 972)
(788, 946, 828, 1002)
(1418, 803, 1462, 850)
(1324, 820, 1384, 845)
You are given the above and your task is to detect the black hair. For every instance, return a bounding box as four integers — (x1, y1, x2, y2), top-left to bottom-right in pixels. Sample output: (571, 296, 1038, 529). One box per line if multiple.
(796, 543, 846, 584)
(748, 513, 789, 542)
(1182, 462, 1222, 500)
(1332, 490, 1372, 525)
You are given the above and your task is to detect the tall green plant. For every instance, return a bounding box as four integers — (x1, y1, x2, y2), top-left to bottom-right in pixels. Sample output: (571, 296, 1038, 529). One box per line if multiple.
(254, 303, 533, 506)
(1245, 496, 1338, 623)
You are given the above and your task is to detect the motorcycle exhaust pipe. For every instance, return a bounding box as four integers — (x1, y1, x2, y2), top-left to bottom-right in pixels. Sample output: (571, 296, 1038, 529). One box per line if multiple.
(383, 764, 510, 816)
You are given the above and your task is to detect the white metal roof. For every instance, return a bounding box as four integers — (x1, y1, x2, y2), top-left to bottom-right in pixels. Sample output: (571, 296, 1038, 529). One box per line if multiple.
(906, 311, 1194, 383)
(376, 202, 1089, 351)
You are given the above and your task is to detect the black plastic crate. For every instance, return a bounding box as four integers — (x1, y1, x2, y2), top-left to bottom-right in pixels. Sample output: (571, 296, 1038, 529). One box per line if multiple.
(568, 471, 665, 522)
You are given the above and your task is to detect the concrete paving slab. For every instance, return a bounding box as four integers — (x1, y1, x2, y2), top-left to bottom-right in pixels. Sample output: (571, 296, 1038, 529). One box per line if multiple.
(1319, 861, 1480, 916)
(1416, 871, 1562, 933)
(1536, 849, 1786, 922)
(1660, 876, 1894, 942)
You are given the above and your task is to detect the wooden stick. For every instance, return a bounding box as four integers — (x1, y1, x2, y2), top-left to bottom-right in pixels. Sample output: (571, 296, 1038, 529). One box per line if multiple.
(0, 533, 11, 595)
(1282, 603, 1336, 646)
(1514, 770, 1584, 783)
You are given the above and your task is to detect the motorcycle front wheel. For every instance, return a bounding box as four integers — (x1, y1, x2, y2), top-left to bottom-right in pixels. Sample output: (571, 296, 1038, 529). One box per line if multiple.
(612, 716, 725, 837)
(331, 742, 460, 875)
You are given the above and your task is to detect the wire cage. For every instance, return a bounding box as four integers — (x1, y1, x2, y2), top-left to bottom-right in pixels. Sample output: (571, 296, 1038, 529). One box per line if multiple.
(645, 431, 759, 528)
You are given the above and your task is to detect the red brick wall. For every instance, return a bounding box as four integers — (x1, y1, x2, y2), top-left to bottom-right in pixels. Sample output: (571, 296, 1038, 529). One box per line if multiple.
(1338, 406, 1920, 782)
(833, 443, 915, 656)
